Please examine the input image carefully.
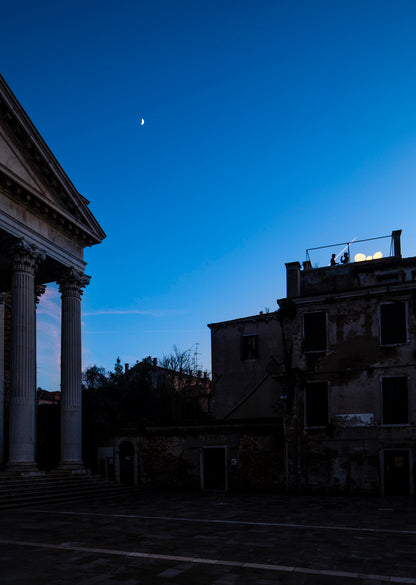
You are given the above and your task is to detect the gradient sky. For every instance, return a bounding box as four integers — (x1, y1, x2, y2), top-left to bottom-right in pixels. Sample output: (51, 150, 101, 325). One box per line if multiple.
(2, 1, 416, 389)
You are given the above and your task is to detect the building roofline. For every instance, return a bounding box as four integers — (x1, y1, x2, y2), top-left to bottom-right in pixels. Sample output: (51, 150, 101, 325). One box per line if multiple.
(208, 310, 278, 329)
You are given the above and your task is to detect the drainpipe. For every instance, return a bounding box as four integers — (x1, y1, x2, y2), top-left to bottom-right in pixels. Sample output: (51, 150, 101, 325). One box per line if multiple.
(134, 444, 139, 487)
(296, 387, 302, 494)
(115, 444, 120, 483)
(282, 394, 289, 493)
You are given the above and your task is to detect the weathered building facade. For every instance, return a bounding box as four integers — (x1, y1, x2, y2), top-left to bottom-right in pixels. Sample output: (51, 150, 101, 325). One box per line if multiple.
(209, 312, 283, 420)
(279, 230, 416, 495)
(0, 75, 105, 472)
(209, 231, 416, 495)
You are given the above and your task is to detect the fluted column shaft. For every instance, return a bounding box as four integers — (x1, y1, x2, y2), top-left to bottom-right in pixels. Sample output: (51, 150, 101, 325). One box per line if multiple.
(9, 242, 43, 468)
(0, 293, 5, 465)
(58, 269, 90, 469)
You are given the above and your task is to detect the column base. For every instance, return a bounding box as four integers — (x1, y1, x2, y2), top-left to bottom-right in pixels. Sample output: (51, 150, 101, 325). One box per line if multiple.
(58, 462, 90, 475)
(6, 461, 42, 476)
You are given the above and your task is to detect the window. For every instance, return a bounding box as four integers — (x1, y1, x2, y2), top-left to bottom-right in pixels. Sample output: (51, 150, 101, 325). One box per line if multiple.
(382, 377, 408, 425)
(304, 312, 327, 352)
(241, 334, 258, 360)
(380, 302, 407, 345)
(377, 273, 399, 283)
(305, 381, 328, 427)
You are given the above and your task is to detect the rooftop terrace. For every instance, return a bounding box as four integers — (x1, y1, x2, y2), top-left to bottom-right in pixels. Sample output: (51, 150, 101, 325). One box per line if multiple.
(285, 230, 416, 298)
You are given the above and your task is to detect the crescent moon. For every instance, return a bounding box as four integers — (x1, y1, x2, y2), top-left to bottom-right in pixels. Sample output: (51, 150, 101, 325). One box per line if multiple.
(141, 118, 144, 125)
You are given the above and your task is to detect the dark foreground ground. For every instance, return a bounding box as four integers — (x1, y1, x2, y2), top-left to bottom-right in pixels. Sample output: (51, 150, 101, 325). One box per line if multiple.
(1, 491, 416, 585)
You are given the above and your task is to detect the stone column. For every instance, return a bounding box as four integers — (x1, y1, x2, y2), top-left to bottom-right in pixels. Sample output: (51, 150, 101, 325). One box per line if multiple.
(58, 268, 90, 471)
(8, 241, 44, 471)
(0, 293, 5, 466)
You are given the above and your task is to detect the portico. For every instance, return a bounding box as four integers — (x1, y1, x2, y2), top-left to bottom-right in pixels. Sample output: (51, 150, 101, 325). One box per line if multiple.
(0, 75, 105, 472)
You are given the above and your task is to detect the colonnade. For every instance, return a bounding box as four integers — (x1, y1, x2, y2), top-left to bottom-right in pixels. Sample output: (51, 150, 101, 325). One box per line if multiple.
(3, 239, 89, 472)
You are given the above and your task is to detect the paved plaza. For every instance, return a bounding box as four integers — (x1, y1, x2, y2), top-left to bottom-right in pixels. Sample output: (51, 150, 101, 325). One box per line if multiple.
(1, 490, 416, 584)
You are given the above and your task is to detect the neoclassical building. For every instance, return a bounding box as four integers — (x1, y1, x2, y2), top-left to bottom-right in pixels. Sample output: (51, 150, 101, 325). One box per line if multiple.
(0, 75, 105, 472)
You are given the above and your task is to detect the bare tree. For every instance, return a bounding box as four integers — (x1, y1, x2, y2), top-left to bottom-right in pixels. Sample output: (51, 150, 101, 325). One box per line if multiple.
(160, 345, 193, 382)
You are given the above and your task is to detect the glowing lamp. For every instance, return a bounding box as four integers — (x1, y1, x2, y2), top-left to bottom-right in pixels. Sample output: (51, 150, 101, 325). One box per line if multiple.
(373, 251, 383, 259)
(354, 253, 366, 262)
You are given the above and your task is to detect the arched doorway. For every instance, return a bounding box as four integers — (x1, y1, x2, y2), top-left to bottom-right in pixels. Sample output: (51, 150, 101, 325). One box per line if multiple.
(119, 441, 135, 484)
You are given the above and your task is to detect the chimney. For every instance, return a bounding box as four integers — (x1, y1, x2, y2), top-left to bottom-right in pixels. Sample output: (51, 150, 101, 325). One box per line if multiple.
(153, 357, 158, 367)
(285, 262, 301, 298)
(124, 363, 129, 373)
(392, 230, 402, 258)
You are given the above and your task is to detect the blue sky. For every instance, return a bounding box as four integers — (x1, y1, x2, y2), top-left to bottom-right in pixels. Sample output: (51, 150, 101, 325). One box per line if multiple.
(2, 1, 416, 389)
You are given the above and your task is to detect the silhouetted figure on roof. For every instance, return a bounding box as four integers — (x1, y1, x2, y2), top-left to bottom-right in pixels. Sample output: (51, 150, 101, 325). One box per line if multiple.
(330, 254, 337, 265)
(341, 252, 349, 264)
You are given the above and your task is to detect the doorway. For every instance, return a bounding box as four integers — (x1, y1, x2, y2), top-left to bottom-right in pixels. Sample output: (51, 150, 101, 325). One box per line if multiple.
(201, 446, 227, 491)
(384, 450, 410, 496)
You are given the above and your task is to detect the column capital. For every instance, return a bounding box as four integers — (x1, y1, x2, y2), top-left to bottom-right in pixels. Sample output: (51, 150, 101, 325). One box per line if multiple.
(11, 239, 45, 275)
(58, 268, 91, 299)
(35, 285, 47, 305)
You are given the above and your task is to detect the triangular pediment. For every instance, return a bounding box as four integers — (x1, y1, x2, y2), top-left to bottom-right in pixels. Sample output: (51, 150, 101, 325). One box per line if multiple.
(0, 126, 56, 202)
(0, 75, 106, 246)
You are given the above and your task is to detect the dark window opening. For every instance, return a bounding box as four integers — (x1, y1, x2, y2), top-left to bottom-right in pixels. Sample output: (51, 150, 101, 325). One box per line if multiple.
(382, 377, 408, 425)
(377, 273, 399, 283)
(304, 312, 327, 352)
(380, 302, 407, 345)
(305, 381, 328, 427)
(241, 334, 258, 360)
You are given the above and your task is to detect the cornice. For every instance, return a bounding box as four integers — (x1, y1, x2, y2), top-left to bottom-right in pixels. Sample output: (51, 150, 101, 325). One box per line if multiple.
(0, 166, 98, 247)
(278, 280, 416, 308)
(0, 75, 106, 245)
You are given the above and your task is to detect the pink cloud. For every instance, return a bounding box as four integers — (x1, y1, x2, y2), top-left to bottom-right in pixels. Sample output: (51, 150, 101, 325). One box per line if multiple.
(36, 285, 61, 390)
(36, 286, 61, 321)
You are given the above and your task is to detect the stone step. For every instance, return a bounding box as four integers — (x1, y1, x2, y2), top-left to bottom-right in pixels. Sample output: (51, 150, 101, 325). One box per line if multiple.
(0, 487, 135, 510)
(1, 483, 126, 500)
(0, 473, 139, 510)
(0, 481, 119, 498)
(0, 477, 127, 489)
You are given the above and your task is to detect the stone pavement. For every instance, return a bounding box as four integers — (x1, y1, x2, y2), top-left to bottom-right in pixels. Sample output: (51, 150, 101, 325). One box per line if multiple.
(1, 491, 416, 584)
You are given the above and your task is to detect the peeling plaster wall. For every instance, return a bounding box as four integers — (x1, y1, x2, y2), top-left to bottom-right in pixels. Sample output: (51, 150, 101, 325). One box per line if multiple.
(284, 257, 416, 494)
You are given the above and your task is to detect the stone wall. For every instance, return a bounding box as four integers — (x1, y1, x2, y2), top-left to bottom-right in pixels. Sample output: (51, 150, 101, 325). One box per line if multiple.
(114, 421, 285, 492)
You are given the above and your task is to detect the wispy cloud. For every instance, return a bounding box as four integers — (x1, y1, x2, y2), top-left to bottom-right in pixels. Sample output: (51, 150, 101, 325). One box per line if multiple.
(83, 308, 188, 317)
(36, 286, 61, 321)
